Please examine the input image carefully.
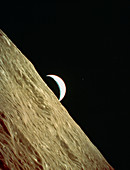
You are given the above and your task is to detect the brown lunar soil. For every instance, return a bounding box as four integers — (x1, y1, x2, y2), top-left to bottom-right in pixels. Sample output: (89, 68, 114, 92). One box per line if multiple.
(0, 29, 114, 169)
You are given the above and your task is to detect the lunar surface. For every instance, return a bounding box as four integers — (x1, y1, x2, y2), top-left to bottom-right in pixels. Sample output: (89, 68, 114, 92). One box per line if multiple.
(0, 29, 114, 169)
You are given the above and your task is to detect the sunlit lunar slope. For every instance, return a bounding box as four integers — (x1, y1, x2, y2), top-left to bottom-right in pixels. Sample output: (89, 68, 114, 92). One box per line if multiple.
(0, 29, 114, 169)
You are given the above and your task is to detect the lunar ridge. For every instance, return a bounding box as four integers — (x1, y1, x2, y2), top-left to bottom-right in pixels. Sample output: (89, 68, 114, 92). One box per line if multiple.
(0, 29, 114, 169)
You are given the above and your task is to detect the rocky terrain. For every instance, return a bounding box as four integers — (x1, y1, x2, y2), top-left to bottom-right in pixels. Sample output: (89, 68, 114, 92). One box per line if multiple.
(0, 29, 114, 169)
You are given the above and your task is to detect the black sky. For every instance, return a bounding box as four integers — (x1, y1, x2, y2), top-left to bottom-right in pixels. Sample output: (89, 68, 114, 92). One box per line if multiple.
(0, 2, 129, 169)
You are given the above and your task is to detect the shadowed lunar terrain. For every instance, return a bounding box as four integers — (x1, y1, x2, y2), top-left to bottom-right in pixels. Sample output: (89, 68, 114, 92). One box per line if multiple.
(0, 29, 114, 169)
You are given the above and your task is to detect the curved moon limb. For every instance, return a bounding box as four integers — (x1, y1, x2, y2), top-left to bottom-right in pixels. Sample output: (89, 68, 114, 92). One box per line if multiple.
(46, 74, 66, 101)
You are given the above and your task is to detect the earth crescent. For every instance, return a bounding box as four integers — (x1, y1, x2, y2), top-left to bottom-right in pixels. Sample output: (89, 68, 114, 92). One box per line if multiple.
(46, 74, 66, 101)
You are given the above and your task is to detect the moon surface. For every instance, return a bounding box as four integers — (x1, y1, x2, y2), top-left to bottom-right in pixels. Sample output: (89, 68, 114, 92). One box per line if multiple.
(46, 75, 66, 101)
